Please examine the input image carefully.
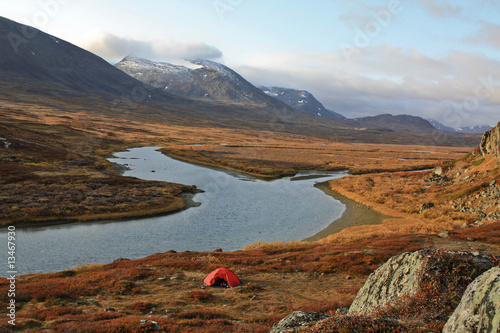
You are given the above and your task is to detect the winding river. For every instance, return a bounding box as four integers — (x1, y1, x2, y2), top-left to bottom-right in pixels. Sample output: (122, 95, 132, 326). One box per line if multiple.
(1, 147, 346, 276)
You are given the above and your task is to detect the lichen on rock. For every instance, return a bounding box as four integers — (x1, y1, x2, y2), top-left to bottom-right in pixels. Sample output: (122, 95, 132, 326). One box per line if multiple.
(443, 266, 500, 333)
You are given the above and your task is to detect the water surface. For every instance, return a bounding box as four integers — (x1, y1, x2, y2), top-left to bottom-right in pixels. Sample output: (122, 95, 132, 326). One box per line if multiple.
(0, 147, 345, 275)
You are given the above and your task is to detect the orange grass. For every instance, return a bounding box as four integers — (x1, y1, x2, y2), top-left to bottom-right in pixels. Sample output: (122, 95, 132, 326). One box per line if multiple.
(323, 152, 500, 243)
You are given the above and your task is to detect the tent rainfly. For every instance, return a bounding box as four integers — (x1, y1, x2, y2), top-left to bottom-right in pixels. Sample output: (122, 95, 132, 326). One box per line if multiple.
(203, 268, 241, 288)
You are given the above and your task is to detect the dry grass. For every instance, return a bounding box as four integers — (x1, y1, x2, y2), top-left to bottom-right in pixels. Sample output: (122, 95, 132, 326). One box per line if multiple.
(323, 151, 500, 244)
(2, 234, 498, 333)
(0, 97, 471, 226)
(161, 141, 470, 177)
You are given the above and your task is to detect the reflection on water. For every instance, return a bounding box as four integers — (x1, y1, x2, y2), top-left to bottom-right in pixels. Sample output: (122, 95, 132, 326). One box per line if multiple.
(0, 147, 345, 275)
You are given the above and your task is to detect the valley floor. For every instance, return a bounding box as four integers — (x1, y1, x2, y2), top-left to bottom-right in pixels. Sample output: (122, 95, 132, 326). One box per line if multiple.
(1, 101, 499, 332)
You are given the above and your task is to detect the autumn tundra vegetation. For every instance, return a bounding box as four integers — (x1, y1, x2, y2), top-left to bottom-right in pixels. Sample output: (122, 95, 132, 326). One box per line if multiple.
(1, 103, 499, 332)
(0, 14, 498, 331)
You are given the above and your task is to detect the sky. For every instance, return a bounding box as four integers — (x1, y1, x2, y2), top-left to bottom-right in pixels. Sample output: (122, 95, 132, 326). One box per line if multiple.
(2, 0, 500, 127)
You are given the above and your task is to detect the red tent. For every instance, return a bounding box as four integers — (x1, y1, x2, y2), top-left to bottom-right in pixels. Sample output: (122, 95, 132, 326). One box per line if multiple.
(203, 268, 241, 288)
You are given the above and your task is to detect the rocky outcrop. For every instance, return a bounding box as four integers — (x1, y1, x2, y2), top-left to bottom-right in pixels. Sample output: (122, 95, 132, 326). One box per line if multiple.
(348, 250, 429, 315)
(451, 183, 500, 223)
(276, 250, 497, 332)
(443, 267, 500, 333)
(348, 249, 496, 315)
(480, 122, 500, 158)
(269, 311, 329, 333)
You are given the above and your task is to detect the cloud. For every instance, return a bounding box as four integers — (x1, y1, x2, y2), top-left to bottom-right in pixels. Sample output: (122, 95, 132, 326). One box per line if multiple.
(465, 21, 500, 49)
(419, 0, 462, 18)
(78, 29, 223, 63)
(233, 47, 500, 127)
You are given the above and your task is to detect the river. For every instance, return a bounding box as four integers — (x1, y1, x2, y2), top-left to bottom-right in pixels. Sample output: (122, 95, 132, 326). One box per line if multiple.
(0, 147, 346, 276)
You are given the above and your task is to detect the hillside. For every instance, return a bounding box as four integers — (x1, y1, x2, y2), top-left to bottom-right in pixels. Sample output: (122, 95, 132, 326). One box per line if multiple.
(352, 114, 436, 133)
(0, 16, 482, 149)
(0, 17, 166, 99)
(115, 56, 295, 110)
(325, 121, 500, 243)
(260, 86, 345, 119)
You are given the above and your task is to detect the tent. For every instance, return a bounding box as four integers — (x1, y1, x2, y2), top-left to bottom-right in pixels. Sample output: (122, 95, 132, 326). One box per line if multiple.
(203, 268, 241, 288)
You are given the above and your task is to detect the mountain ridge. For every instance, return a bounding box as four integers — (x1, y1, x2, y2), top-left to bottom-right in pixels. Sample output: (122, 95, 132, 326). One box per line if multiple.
(259, 86, 345, 119)
(0, 16, 483, 147)
(0, 16, 161, 98)
(115, 56, 294, 110)
(428, 119, 494, 134)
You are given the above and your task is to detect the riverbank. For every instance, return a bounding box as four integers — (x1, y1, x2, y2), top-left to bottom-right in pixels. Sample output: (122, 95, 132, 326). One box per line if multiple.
(304, 182, 390, 242)
(3, 192, 201, 228)
(163, 148, 391, 243)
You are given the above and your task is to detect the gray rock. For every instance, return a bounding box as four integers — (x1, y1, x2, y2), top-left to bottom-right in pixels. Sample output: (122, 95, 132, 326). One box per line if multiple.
(348, 250, 496, 316)
(443, 267, 500, 333)
(480, 122, 500, 158)
(439, 231, 450, 238)
(269, 311, 329, 333)
(348, 250, 429, 315)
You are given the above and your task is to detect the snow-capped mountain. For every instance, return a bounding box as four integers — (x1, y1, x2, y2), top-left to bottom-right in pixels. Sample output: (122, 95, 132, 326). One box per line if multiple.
(115, 56, 290, 108)
(427, 120, 494, 134)
(260, 86, 345, 119)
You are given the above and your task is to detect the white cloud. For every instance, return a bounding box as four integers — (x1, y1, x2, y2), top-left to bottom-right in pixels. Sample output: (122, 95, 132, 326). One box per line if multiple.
(466, 21, 500, 49)
(233, 47, 500, 127)
(78, 29, 223, 64)
(418, 0, 462, 18)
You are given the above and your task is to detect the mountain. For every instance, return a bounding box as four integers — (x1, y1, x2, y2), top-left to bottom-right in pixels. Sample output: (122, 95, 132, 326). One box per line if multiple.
(259, 86, 345, 119)
(115, 56, 292, 109)
(0, 16, 483, 147)
(427, 119, 494, 134)
(352, 114, 436, 133)
(0, 16, 168, 99)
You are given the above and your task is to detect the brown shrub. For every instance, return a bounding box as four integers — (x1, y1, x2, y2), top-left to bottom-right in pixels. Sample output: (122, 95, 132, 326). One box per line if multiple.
(185, 290, 212, 302)
(126, 302, 155, 314)
(23, 307, 83, 321)
(170, 309, 231, 321)
(303, 314, 411, 333)
(449, 221, 500, 245)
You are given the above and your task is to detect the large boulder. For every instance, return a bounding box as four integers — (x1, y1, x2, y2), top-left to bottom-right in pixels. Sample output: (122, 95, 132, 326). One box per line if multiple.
(348, 249, 496, 315)
(269, 311, 329, 333)
(480, 122, 500, 158)
(443, 267, 500, 333)
(348, 250, 429, 314)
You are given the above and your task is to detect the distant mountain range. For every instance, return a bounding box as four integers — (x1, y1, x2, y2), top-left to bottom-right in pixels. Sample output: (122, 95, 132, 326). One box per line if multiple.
(259, 86, 345, 119)
(427, 120, 493, 134)
(0, 15, 483, 146)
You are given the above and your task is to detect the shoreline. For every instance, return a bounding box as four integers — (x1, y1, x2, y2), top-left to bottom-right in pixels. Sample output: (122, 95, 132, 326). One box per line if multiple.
(1, 191, 201, 229)
(6, 146, 389, 243)
(304, 181, 390, 242)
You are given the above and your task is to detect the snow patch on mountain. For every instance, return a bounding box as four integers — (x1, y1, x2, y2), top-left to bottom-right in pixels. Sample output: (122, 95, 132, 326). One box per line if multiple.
(428, 119, 494, 134)
(260, 86, 345, 119)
